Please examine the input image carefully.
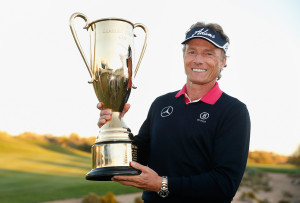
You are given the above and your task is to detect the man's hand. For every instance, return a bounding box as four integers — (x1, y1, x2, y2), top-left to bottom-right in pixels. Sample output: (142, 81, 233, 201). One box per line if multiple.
(97, 102, 131, 128)
(112, 161, 162, 192)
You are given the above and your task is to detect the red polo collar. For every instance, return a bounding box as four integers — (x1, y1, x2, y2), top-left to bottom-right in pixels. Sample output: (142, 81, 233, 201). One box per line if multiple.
(175, 82, 223, 105)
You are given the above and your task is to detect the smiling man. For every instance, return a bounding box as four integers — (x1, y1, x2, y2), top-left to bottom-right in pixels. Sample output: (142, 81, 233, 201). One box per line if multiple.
(97, 22, 251, 203)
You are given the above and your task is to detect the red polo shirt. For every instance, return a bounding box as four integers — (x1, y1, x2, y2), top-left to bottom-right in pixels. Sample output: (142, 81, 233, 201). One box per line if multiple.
(175, 82, 223, 105)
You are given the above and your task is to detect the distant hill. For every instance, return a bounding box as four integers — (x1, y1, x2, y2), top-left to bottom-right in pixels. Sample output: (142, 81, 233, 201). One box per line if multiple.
(247, 150, 289, 165)
(0, 131, 91, 176)
(0, 130, 292, 176)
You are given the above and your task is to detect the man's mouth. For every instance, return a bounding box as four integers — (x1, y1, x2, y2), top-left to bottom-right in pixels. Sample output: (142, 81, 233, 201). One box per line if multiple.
(192, 68, 206, 72)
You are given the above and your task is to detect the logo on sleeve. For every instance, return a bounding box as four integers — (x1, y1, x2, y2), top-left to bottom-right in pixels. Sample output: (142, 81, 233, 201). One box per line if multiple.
(197, 112, 209, 123)
(161, 106, 173, 117)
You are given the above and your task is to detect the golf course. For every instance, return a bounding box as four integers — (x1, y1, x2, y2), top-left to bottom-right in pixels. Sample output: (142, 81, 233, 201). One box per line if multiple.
(0, 132, 141, 202)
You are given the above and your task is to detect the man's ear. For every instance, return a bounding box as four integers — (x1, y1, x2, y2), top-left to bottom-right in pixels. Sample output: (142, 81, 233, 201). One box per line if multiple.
(221, 57, 227, 68)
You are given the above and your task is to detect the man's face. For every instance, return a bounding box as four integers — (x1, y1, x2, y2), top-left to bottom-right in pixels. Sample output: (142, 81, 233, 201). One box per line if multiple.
(183, 38, 226, 86)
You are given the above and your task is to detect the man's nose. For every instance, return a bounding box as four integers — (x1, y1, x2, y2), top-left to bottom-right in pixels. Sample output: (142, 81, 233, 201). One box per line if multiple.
(193, 54, 203, 64)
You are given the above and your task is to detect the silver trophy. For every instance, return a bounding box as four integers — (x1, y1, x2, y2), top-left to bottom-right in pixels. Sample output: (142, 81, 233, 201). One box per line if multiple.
(69, 13, 148, 181)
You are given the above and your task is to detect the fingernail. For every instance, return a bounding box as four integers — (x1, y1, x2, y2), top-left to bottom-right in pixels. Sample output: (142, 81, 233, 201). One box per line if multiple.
(98, 102, 104, 109)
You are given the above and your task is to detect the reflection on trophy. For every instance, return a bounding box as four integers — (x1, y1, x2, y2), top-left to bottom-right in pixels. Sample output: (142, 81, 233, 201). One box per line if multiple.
(69, 13, 148, 181)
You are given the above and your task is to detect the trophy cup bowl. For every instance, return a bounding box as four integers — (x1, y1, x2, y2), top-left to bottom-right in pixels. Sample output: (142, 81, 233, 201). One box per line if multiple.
(69, 13, 148, 181)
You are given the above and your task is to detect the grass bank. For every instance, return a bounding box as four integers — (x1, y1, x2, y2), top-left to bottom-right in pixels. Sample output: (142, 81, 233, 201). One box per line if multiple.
(0, 133, 141, 203)
(0, 169, 141, 203)
(247, 162, 300, 174)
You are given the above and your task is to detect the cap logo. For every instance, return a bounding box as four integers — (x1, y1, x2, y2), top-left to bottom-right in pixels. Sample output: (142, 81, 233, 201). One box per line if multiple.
(182, 27, 229, 52)
(192, 28, 215, 39)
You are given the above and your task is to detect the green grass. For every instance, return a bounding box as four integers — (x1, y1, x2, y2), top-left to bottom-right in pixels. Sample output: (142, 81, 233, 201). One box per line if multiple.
(0, 133, 91, 176)
(247, 162, 300, 174)
(0, 169, 140, 203)
(0, 133, 141, 203)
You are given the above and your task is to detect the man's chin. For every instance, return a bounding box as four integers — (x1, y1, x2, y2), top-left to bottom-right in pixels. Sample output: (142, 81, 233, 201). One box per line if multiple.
(186, 79, 217, 86)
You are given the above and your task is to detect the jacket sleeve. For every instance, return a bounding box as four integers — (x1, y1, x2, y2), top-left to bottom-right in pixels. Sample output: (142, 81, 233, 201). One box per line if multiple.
(168, 102, 251, 200)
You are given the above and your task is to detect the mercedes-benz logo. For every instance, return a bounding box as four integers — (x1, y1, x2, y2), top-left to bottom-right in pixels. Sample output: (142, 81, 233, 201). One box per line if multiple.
(161, 106, 174, 117)
(199, 112, 209, 120)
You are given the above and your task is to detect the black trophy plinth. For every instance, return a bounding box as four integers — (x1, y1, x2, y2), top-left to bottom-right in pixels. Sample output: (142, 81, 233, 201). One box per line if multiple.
(86, 166, 141, 181)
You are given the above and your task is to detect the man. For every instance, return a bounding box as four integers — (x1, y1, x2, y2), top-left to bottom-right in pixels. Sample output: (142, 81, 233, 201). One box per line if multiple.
(97, 22, 251, 203)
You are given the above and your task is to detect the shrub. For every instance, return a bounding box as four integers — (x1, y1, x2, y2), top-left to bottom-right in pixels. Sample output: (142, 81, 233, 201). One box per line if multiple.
(82, 193, 101, 203)
(82, 192, 119, 203)
(134, 196, 143, 203)
(99, 192, 119, 203)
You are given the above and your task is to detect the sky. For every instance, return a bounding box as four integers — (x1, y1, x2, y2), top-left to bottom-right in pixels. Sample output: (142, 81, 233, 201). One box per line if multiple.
(0, 0, 299, 156)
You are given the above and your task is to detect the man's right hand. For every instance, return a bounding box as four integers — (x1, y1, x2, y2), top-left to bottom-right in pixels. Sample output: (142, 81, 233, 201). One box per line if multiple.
(97, 102, 131, 128)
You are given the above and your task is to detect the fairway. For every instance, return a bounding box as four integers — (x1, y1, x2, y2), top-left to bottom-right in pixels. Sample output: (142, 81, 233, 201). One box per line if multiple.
(0, 169, 140, 203)
(0, 133, 141, 203)
(247, 162, 300, 174)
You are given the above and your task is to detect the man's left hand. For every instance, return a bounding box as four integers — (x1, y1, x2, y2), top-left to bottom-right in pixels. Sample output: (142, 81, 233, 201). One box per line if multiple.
(112, 161, 162, 192)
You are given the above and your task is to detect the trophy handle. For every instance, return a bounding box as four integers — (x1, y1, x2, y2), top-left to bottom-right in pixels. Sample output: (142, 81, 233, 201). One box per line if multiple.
(69, 13, 93, 78)
(133, 23, 148, 78)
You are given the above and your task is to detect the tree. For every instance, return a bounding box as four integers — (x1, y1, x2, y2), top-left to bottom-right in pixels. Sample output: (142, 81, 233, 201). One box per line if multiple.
(288, 144, 300, 166)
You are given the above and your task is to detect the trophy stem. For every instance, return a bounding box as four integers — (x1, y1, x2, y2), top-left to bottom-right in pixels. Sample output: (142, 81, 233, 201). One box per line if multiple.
(95, 112, 131, 143)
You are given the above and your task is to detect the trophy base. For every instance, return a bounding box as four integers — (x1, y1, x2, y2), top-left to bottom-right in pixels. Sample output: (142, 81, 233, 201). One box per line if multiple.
(86, 166, 141, 181)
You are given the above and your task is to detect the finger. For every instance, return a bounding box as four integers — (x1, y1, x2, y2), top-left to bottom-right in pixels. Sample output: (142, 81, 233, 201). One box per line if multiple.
(97, 118, 108, 128)
(100, 109, 112, 116)
(112, 174, 144, 185)
(112, 175, 135, 181)
(121, 104, 131, 117)
(130, 161, 149, 172)
(112, 178, 142, 189)
(97, 113, 113, 126)
(97, 102, 104, 110)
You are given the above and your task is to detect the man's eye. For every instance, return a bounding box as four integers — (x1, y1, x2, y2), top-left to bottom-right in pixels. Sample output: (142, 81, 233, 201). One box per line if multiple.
(188, 51, 195, 54)
(207, 53, 212, 55)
